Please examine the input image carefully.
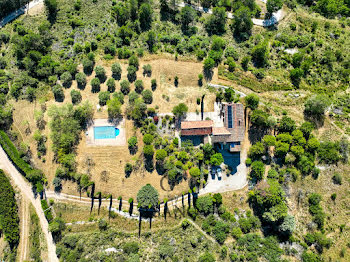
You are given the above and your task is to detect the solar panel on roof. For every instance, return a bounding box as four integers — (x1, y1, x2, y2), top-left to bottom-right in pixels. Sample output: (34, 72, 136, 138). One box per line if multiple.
(228, 105, 233, 128)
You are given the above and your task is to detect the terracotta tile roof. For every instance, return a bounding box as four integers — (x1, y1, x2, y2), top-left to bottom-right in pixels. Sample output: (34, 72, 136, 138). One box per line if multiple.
(212, 127, 231, 135)
(181, 120, 213, 129)
(224, 103, 245, 142)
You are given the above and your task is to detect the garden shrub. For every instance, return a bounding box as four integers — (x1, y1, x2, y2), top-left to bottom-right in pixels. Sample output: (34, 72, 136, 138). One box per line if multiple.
(308, 193, 325, 229)
(196, 195, 213, 216)
(123, 241, 139, 255)
(212, 221, 229, 244)
(41, 199, 53, 222)
(188, 207, 198, 219)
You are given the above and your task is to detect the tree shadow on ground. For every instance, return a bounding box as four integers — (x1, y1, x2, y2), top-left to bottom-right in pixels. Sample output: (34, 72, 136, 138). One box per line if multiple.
(128, 146, 138, 155)
(156, 162, 166, 175)
(304, 113, 325, 129)
(248, 127, 268, 144)
(108, 117, 123, 126)
(203, 69, 214, 81)
(144, 158, 154, 172)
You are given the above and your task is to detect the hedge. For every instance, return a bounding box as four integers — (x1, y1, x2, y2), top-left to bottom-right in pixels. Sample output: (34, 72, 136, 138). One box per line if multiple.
(41, 199, 53, 222)
(0, 130, 44, 185)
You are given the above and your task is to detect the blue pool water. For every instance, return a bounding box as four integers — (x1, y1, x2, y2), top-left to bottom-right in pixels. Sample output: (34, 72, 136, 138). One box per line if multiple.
(94, 126, 120, 139)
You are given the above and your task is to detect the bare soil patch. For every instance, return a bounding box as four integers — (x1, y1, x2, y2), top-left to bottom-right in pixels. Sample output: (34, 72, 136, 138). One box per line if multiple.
(17, 196, 29, 262)
(28, 2, 45, 16)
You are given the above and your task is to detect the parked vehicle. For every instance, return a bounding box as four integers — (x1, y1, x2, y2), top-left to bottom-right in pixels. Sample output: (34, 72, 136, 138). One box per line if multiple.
(217, 167, 222, 179)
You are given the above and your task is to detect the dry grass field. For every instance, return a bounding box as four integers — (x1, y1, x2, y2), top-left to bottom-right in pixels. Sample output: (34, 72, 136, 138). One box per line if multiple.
(10, 57, 218, 200)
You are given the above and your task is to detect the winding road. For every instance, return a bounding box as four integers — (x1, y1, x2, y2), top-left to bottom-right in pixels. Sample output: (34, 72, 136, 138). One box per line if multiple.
(0, 0, 43, 28)
(0, 146, 59, 262)
(177, 2, 285, 27)
(1, 0, 285, 29)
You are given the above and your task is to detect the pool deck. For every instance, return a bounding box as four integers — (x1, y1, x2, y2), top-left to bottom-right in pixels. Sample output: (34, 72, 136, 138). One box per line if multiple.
(86, 119, 126, 146)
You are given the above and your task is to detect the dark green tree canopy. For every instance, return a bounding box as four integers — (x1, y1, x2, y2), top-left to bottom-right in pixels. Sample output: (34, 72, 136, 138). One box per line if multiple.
(245, 93, 259, 110)
(266, 0, 283, 16)
(231, 7, 253, 41)
(205, 7, 227, 36)
(180, 6, 197, 33)
(304, 95, 329, 117)
(137, 184, 159, 209)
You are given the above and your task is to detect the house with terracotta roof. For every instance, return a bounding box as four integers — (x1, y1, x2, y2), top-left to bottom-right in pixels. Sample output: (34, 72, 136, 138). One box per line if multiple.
(181, 103, 245, 152)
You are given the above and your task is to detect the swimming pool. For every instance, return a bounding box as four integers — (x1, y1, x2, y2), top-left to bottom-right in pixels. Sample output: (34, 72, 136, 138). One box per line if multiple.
(94, 126, 120, 139)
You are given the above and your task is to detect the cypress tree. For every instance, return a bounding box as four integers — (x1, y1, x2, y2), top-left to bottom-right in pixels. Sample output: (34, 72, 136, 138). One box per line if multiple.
(90, 183, 95, 214)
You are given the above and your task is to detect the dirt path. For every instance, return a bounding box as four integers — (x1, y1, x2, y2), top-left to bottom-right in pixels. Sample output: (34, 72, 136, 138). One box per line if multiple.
(329, 120, 350, 140)
(18, 197, 29, 262)
(0, 146, 58, 262)
(187, 219, 216, 243)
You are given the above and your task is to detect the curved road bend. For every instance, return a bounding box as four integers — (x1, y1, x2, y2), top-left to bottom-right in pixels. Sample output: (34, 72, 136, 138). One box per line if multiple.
(176, 2, 284, 27)
(0, 146, 59, 262)
(0, 0, 43, 28)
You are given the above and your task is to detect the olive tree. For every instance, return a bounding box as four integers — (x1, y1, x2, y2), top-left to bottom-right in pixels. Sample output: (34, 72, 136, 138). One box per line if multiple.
(60, 72, 72, 88)
(111, 62, 122, 80)
(106, 78, 116, 92)
(70, 89, 82, 104)
(134, 80, 144, 93)
(98, 91, 110, 106)
(142, 89, 153, 104)
(172, 103, 188, 119)
(196, 195, 213, 216)
(107, 98, 122, 119)
(75, 72, 87, 89)
(91, 78, 100, 93)
(120, 80, 130, 95)
(95, 66, 107, 83)
(304, 95, 329, 117)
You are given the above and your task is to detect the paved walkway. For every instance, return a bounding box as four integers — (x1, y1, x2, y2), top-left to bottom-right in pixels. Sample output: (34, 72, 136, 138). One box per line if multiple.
(0, 146, 59, 262)
(208, 83, 247, 98)
(0, 0, 43, 28)
(177, 2, 284, 27)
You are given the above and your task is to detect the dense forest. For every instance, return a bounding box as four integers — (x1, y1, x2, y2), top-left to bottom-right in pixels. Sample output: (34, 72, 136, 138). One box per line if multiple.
(0, 169, 20, 261)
